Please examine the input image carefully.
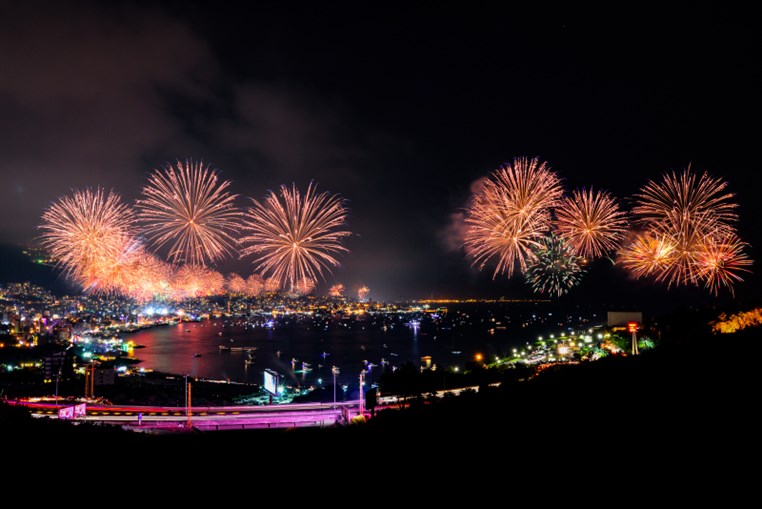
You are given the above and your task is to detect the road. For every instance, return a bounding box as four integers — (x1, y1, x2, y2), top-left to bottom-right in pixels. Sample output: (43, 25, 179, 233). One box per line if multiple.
(7, 383, 494, 432)
(8, 399, 362, 431)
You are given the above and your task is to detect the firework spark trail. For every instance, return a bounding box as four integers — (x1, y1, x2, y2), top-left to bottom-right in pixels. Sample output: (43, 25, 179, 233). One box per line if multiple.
(39, 187, 136, 286)
(241, 182, 351, 293)
(525, 233, 586, 297)
(555, 188, 628, 259)
(136, 159, 242, 267)
(464, 157, 563, 278)
(634, 167, 737, 235)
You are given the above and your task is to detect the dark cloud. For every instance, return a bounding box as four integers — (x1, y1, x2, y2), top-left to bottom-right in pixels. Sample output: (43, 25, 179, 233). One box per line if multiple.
(0, 1, 217, 240)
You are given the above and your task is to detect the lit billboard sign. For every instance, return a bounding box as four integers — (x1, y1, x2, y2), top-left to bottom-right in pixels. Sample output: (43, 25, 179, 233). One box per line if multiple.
(264, 369, 279, 395)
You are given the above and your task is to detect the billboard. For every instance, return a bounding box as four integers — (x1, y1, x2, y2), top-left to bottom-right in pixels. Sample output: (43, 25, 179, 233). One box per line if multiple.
(58, 406, 74, 420)
(264, 369, 279, 396)
(59, 403, 86, 420)
(608, 311, 642, 327)
(74, 403, 86, 418)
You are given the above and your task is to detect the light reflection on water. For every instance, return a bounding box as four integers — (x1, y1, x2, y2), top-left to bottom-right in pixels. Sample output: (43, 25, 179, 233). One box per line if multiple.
(123, 302, 601, 393)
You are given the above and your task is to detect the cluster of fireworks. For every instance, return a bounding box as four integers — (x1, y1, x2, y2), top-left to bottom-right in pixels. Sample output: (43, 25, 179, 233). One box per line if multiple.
(463, 157, 752, 297)
(38, 155, 751, 302)
(38, 160, 353, 301)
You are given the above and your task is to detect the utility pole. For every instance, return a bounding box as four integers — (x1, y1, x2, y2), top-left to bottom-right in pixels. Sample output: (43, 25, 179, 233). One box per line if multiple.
(186, 378, 192, 428)
(332, 366, 339, 409)
(359, 371, 365, 416)
(55, 344, 73, 406)
(84, 362, 95, 399)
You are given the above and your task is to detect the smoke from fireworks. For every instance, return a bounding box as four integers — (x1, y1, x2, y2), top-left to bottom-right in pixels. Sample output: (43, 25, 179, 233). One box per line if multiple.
(525, 233, 586, 297)
(555, 188, 628, 259)
(463, 157, 563, 278)
(240, 182, 351, 293)
(136, 159, 241, 267)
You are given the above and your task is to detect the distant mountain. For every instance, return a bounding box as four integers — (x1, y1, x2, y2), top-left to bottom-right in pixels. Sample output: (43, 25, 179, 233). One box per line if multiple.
(0, 243, 75, 295)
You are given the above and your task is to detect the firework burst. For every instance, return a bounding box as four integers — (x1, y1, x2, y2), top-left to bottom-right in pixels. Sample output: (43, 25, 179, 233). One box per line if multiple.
(263, 277, 281, 294)
(39, 187, 136, 286)
(464, 157, 563, 278)
(525, 233, 586, 297)
(136, 159, 242, 266)
(240, 182, 351, 293)
(617, 231, 675, 279)
(697, 233, 752, 296)
(621, 166, 751, 293)
(172, 264, 225, 299)
(78, 239, 149, 297)
(225, 273, 247, 295)
(634, 166, 737, 235)
(555, 187, 628, 259)
(329, 283, 345, 297)
(245, 274, 265, 297)
(290, 277, 316, 297)
(116, 250, 174, 302)
(357, 285, 370, 301)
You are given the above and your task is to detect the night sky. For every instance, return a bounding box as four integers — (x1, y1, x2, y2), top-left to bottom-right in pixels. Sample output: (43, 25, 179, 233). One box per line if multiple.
(0, 1, 759, 309)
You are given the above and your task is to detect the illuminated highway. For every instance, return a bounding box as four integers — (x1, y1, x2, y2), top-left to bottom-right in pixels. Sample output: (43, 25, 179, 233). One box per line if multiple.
(9, 399, 361, 430)
(7, 385, 492, 432)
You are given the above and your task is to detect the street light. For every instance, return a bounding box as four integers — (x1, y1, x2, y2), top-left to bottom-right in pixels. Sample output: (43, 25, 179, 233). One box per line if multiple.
(332, 366, 339, 409)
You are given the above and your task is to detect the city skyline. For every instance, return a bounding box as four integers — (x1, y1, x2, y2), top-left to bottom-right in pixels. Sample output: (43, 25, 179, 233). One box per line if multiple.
(0, 2, 759, 306)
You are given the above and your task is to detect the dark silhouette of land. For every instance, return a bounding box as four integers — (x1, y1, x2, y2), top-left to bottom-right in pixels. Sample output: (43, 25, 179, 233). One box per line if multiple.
(3, 306, 757, 467)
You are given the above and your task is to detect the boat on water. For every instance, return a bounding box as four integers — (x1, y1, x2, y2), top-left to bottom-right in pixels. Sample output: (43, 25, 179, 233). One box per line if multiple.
(219, 345, 256, 352)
